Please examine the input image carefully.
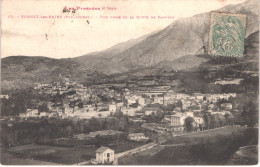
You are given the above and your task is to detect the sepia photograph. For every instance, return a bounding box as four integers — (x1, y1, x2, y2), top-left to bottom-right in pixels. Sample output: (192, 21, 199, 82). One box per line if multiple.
(0, 0, 259, 165)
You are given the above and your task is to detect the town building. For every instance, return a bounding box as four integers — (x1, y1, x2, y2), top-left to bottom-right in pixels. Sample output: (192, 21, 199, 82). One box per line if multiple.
(109, 104, 117, 112)
(0, 95, 9, 99)
(96, 147, 115, 164)
(171, 125, 185, 132)
(170, 115, 181, 126)
(127, 133, 149, 141)
(138, 97, 146, 107)
(25, 109, 39, 117)
(145, 110, 157, 115)
(221, 103, 233, 110)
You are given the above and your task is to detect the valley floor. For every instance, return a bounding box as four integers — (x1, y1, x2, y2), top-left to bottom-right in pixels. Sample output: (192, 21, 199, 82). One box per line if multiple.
(0, 149, 59, 165)
(118, 126, 258, 165)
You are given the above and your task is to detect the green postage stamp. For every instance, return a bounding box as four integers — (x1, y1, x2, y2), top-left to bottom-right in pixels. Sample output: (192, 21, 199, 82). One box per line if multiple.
(209, 12, 247, 58)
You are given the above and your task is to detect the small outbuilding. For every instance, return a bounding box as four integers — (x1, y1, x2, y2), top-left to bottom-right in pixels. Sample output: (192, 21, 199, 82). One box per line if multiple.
(95, 147, 115, 164)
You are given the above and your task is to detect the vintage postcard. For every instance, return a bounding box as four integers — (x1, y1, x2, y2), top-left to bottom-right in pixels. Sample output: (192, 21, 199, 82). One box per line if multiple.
(1, 0, 259, 165)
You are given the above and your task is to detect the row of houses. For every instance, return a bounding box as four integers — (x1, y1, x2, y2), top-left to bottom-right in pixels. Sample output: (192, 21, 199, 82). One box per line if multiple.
(18, 78, 236, 120)
(19, 108, 117, 119)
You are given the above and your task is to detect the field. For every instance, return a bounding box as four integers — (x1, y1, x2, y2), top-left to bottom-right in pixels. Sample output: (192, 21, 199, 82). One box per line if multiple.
(2, 137, 148, 165)
(3, 144, 96, 164)
(164, 126, 250, 144)
(43, 137, 147, 154)
(0, 149, 58, 165)
(118, 127, 258, 165)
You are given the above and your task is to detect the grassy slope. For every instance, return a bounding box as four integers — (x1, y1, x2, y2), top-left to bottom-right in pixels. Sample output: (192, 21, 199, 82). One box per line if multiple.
(118, 127, 258, 165)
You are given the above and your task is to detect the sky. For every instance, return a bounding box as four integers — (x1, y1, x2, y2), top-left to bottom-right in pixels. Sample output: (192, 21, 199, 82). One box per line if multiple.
(1, 0, 245, 59)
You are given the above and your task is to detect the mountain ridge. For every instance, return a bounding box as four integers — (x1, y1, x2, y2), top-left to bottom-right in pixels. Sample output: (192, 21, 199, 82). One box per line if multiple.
(1, 0, 259, 90)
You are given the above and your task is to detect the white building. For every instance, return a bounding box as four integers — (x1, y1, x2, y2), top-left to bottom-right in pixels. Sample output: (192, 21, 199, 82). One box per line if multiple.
(19, 113, 26, 118)
(109, 104, 117, 112)
(126, 96, 136, 105)
(127, 133, 149, 141)
(26, 109, 39, 117)
(121, 106, 142, 116)
(138, 98, 146, 107)
(182, 100, 191, 110)
(170, 114, 186, 126)
(194, 116, 204, 125)
(153, 96, 164, 104)
(186, 111, 194, 117)
(96, 147, 115, 164)
(170, 115, 182, 126)
(193, 93, 205, 101)
(116, 102, 124, 108)
(0, 95, 9, 99)
(39, 112, 48, 117)
(170, 112, 195, 126)
(145, 110, 157, 115)
(221, 103, 232, 110)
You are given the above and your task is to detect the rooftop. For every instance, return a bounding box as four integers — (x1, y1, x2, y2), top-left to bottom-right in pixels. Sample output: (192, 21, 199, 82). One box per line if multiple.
(128, 133, 145, 137)
(96, 146, 113, 153)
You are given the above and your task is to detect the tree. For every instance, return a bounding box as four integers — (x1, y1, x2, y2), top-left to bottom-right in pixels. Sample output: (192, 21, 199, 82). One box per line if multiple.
(1, 98, 12, 116)
(224, 113, 231, 125)
(161, 104, 176, 111)
(210, 115, 220, 128)
(216, 99, 228, 108)
(113, 111, 124, 118)
(241, 100, 258, 126)
(129, 103, 138, 108)
(88, 117, 102, 131)
(176, 100, 183, 109)
(203, 113, 210, 129)
(78, 102, 84, 108)
(66, 125, 72, 136)
(38, 103, 49, 113)
(184, 117, 194, 132)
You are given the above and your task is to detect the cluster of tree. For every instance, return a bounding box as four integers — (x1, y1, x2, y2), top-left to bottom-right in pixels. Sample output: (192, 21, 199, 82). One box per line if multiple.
(200, 92, 258, 129)
(185, 112, 235, 132)
(189, 128, 258, 164)
(1, 112, 143, 147)
(184, 117, 196, 132)
(146, 102, 183, 112)
(202, 112, 234, 129)
(129, 103, 138, 108)
(228, 93, 258, 126)
(159, 102, 183, 111)
(38, 103, 50, 113)
(143, 111, 164, 123)
(0, 88, 49, 116)
(51, 94, 65, 106)
(216, 99, 229, 108)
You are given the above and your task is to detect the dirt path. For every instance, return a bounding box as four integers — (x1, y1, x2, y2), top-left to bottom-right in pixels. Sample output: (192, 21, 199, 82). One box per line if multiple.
(115, 142, 157, 158)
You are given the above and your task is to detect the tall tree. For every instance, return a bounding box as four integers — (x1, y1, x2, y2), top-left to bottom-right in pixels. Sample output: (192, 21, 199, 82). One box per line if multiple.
(184, 117, 194, 132)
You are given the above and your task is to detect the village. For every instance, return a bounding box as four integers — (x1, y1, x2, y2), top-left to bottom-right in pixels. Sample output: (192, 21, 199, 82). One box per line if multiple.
(1, 76, 246, 165)
(11, 76, 237, 127)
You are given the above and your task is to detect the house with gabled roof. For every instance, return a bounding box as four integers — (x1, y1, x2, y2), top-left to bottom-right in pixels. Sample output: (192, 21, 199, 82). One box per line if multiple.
(96, 147, 115, 164)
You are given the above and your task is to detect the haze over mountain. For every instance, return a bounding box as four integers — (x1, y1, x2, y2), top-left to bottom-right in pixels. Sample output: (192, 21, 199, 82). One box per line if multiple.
(71, 0, 258, 74)
(73, 30, 159, 74)
(1, 0, 259, 90)
(108, 0, 258, 71)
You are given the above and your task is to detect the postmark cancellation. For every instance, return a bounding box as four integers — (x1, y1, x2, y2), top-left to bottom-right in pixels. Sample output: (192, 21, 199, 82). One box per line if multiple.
(209, 12, 247, 58)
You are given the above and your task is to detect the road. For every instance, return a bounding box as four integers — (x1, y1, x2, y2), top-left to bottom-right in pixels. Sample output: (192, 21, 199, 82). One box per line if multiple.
(74, 125, 248, 165)
(115, 142, 157, 159)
